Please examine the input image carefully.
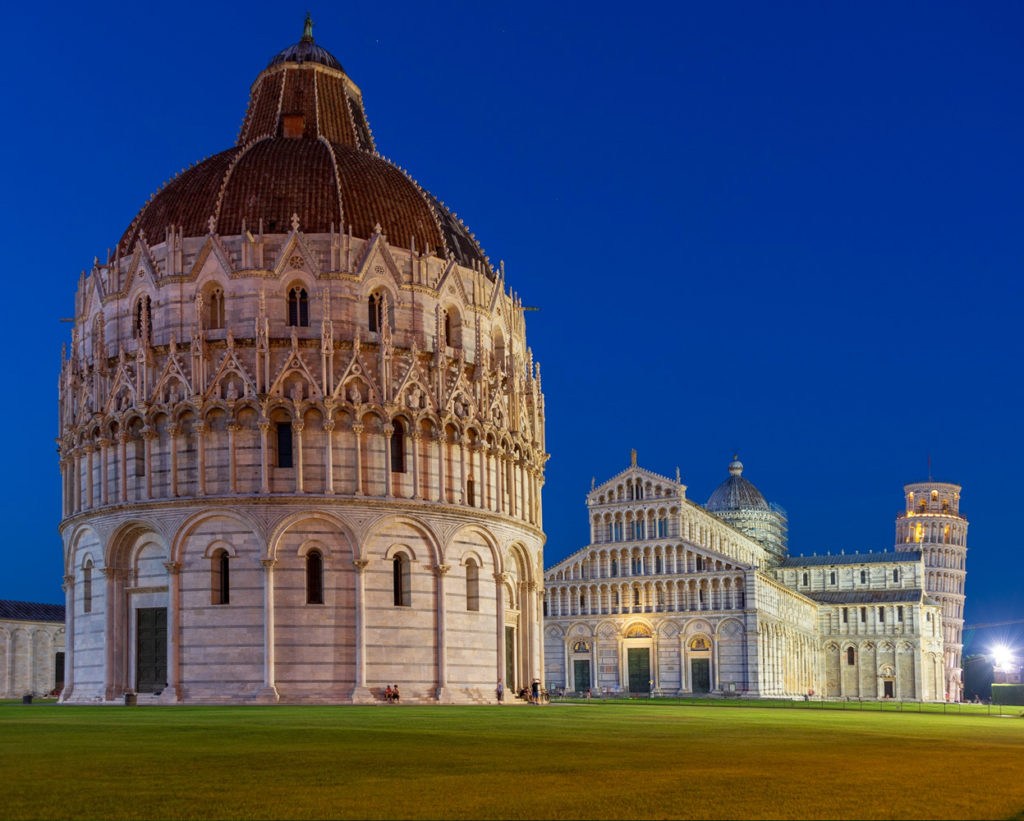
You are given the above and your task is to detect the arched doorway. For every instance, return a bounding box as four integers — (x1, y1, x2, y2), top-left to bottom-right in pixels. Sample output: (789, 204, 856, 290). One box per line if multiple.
(623, 623, 653, 693)
(689, 636, 712, 693)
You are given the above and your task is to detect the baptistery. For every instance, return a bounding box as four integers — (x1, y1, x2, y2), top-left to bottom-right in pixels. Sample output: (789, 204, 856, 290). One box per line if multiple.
(58, 18, 546, 703)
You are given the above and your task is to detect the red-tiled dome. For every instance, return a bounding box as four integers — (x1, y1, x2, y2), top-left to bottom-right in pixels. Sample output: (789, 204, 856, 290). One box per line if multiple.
(120, 139, 448, 255)
(118, 23, 491, 275)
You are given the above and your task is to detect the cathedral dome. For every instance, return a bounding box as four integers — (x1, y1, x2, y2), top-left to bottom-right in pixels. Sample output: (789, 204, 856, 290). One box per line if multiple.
(117, 18, 490, 275)
(705, 456, 770, 512)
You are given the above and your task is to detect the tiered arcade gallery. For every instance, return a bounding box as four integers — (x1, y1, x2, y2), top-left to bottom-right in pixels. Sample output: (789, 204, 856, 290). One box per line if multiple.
(58, 25, 546, 704)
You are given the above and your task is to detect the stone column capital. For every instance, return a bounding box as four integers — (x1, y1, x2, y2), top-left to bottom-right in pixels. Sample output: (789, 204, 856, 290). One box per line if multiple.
(434, 564, 451, 576)
(163, 561, 181, 575)
(353, 559, 370, 572)
(261, 558, 277, 570)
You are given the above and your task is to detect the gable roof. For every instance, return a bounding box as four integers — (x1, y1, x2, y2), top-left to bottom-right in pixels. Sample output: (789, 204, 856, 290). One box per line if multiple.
(779, 551, 921, 567)
(0, 601, 65, 623)
(804, 588, 934, 605)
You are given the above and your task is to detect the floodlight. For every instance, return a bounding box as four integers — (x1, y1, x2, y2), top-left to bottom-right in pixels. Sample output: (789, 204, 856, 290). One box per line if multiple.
(991, 645, 1013, 670)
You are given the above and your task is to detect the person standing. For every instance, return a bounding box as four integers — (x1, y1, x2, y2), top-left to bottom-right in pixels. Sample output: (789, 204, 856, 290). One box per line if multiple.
(531, 678, 539, 704)
(496, 679, 504, 703)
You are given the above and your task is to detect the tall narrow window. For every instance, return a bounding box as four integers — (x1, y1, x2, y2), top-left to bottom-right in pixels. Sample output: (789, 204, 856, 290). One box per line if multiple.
(393, 554, 411, 606)
(368, 293, 384, 332)
(802, 572, 808, 586)
(897, 606, 904, 622)
(133, 296, 153, 343)
(842, 607, 849, 624)
(878, 606, 885, 623)
(288, 287, 309, 327)
(306, 550, 324, 604)
(655, 556, 662, 574)
(276, 422, 293, 468)
(466, 560, 480, 611)
(82, 562, 93, 614)
(633, 588, 641, 606)
(209, 287, 225, 330)
(212, 549, 230, 605)
(893, 568, 900, 583)
(847, 647, 855, 666)
(390, 420, 406, 473)
(466, 478, 475, 507)
(657, 518, 667, 538)
(610, 558, 618, 577)
(133, 436, 145, 477)
(860, 570, 867, 584)
(696, 556, 704, 572)
(860, 606, 866, 623)
(829, 571, 837, 585)
(442, 310, 451, 346)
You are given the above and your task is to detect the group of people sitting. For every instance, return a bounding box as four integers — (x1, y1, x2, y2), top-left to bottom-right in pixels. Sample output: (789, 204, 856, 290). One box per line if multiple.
(383, 685, 401, 703)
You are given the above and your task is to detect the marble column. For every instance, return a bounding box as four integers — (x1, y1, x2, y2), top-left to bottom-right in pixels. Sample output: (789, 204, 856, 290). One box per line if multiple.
(259, 558, 279, 701)
(352, 424, 364, 496)
(60, 574, 75, 701)
(323, 420, 335, 494)
(142, 428, 156, 499)
(494, 573, 507, 695)
(167, 424, 180, 497)
(383, 424, 394, 498)
(163, 561, 182, 701)
(226, 423, 240, 493)
(351, 559, 373, 703)
(293, 421, 305, 493)
(97, 438, 110, 506)
(117, 432, 129, 503)
(410, 432, 421, 499)
(258, 422, 271, 494)
(195, 421, 207, 496)
(435, 564, 451, 702)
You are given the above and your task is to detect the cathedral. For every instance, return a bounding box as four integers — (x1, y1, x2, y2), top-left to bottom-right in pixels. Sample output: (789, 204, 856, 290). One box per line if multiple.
(57, 19, 546, 704)
(543, 454, 966, 701)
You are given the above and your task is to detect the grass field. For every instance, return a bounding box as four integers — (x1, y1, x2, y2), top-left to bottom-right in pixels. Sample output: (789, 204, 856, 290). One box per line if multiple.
(2, 702, 1023, 820)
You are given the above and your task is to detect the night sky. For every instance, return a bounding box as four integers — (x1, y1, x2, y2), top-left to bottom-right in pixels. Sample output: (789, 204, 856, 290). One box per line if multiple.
(3, 1, 1021, 653)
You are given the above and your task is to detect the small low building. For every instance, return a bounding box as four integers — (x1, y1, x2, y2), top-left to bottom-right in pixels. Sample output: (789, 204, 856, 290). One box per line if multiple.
(0, 601, 66, 698)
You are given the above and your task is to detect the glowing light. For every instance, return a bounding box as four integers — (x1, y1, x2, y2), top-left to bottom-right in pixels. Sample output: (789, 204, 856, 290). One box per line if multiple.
(992, 645, 1013, 670)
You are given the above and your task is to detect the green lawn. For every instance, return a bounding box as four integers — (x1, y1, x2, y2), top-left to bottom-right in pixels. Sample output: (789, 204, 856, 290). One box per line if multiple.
(2, 702, 1022, 820)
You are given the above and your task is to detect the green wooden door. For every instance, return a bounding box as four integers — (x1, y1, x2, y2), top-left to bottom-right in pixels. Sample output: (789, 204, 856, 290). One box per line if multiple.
(627, 648, 650, 693)
(573, 659, 591, 692)
(136, 607, 167, 693)
(691, 658, 710, 693)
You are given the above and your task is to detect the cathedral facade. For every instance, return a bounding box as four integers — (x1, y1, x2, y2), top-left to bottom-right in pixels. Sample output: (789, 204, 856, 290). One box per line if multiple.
(58, 21, 545, 704)
(544, 455, 962, 701)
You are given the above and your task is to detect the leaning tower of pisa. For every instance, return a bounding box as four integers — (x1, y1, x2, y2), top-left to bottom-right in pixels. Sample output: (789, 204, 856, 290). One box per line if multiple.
(894, 481, 967, 700)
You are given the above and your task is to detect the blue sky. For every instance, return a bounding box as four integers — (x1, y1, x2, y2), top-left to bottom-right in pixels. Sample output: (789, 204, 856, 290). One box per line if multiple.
(2, 1, 1021, 649)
